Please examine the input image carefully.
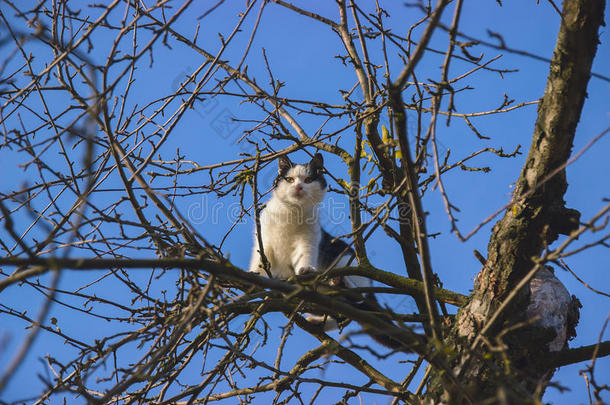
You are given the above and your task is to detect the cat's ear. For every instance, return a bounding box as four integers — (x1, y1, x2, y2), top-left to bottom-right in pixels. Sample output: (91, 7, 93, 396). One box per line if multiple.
(309, 153, 323, 171)
(278, 155, 292, 175)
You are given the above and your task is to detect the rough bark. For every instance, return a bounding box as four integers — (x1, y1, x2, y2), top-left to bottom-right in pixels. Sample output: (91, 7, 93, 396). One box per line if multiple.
(426, 0, 606, 403)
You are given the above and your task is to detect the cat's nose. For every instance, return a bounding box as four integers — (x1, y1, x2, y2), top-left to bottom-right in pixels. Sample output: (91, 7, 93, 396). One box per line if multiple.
(295, 184, 303, 192)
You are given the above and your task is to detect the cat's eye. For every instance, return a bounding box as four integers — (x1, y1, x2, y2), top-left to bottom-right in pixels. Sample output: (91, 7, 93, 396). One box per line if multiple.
(285, 177, 294, 183)
(304, 177, 313, 183)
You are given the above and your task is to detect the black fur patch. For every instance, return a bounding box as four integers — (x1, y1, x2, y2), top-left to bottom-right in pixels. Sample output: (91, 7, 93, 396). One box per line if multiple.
(307, 153, 327, 189)
(318, 229, 355, 271)
(306, 166, 327, 189)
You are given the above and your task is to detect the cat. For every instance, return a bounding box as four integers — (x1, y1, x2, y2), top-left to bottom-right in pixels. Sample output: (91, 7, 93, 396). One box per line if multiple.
(248, 153, 412, 350)
(249, 153, 372, 329)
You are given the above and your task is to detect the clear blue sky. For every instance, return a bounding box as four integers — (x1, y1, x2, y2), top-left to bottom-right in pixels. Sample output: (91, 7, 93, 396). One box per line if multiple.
(1, 1, 609, 403)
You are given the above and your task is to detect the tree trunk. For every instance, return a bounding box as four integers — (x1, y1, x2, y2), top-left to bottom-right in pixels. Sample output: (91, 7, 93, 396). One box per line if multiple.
(426, 0, 606, 402)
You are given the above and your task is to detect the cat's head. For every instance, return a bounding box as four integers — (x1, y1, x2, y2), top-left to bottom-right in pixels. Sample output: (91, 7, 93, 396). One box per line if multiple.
(273, 153, 327, 206)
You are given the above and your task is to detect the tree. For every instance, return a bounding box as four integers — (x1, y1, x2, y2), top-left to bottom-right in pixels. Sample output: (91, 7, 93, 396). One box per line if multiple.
(0, 1, 608, 404)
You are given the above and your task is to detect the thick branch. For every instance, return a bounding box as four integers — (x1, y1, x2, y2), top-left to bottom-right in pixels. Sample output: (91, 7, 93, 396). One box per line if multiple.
(0, 257, 465, 306)
(549, 340, 610, 368)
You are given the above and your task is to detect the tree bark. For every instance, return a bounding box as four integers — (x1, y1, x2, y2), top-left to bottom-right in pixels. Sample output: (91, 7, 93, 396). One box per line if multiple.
(426, 0, 606, 402)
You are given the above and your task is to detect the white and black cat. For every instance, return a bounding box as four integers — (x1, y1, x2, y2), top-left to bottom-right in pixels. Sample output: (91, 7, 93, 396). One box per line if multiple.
(248, 153, 410, 349)
(249, 153, 374, 329)
(249, 153, 369, 280)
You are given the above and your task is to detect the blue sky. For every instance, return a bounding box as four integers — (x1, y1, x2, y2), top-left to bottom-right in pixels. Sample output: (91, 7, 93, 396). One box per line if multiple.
(1, 1, 609, 403)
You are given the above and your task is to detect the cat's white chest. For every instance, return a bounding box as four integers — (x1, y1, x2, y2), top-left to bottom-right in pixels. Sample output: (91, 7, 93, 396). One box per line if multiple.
(258, 205, 320, 278)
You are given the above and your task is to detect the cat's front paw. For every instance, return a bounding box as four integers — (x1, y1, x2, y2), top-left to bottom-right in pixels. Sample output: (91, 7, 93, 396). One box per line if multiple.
(296, 266, 317, 276)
